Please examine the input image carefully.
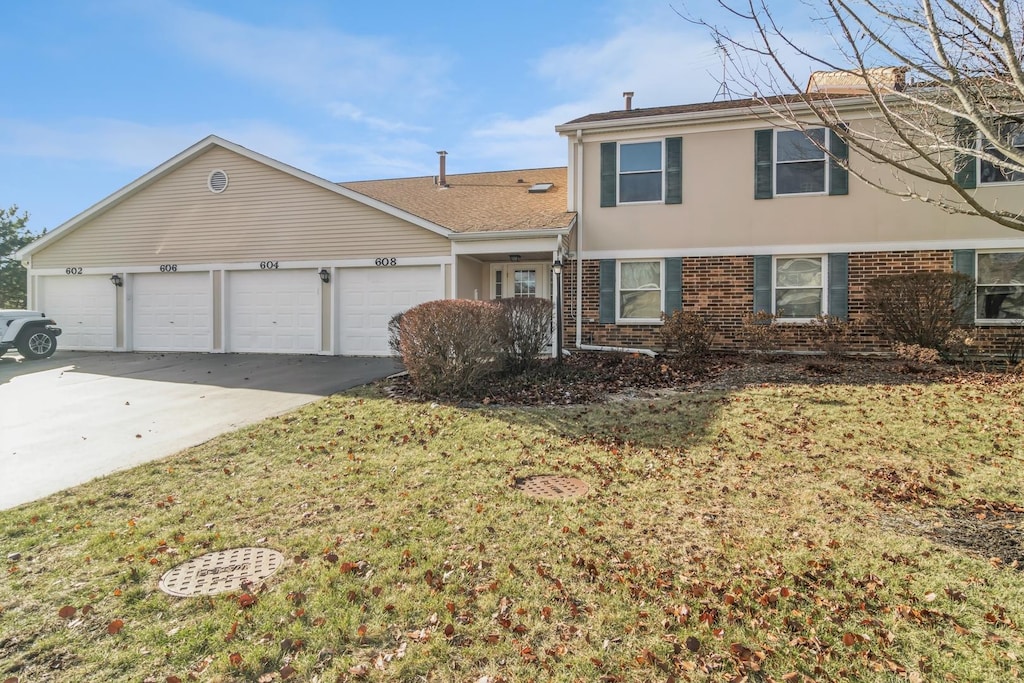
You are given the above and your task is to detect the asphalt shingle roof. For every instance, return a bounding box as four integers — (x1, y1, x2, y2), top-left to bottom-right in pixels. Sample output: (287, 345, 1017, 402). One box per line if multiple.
(340, 167, 573, 234)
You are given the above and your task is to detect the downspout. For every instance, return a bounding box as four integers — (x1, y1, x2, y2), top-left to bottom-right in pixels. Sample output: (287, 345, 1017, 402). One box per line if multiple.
(574, 129, 584, 350)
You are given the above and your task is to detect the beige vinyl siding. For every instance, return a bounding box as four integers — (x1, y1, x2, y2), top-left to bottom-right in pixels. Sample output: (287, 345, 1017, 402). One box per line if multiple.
(32, 147, 449, 268)
(580, 124, 1024, 253)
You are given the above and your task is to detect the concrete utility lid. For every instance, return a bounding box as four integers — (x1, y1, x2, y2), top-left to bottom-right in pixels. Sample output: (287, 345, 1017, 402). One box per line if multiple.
(515, 475, 590, 500)
(158, 547, 284, 597)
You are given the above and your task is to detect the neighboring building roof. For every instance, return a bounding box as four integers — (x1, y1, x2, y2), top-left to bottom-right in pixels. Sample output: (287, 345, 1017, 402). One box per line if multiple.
(341, 167, 574, 233)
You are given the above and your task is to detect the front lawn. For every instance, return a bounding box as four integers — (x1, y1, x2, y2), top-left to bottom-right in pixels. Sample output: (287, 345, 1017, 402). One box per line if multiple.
(1, 361, 1022, 682)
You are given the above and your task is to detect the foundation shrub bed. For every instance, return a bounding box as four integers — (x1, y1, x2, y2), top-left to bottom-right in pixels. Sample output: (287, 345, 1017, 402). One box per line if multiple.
(660, 311, 716, 364)
(865, 271, 974, 355)
(493, 298, 553, 374)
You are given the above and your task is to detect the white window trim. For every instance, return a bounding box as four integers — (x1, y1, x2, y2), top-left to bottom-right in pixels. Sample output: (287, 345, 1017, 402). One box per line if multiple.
(978, 131, 1024, 186)
(774, 128, 829, 197)
(616, 259, 665, 324)
(974, 249, 1024, 323)
(772, 254, 828, 323)
(618, 139, 665, 205)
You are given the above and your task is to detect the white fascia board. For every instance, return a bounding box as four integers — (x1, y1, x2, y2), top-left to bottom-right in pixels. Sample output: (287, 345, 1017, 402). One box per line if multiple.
(555, 96, 878, 137)
(16, 135, 452, 260)
(583, 236, 1024, 260)
(453, 236, 563, 256)
(25, 256, 454, 277)
(448, 225, 573, 242)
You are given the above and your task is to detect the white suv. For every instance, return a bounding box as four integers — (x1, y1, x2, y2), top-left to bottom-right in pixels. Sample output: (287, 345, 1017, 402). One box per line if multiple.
(0, 310, 62, 360)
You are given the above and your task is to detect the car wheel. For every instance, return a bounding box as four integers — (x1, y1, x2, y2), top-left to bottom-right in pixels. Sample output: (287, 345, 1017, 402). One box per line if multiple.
(17, 329, 57, 360)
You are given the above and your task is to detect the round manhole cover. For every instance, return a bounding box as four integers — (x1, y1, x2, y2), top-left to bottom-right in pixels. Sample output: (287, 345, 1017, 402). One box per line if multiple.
(515, 475, 590, 500)
(158, 547, 284, 597)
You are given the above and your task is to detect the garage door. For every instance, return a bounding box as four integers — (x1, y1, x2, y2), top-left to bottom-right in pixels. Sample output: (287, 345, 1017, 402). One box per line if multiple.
(337, 266, 442, 355)
(228, 270, 320, 353)
(37, 275, 116, 350)
(131, 272, 211, 351)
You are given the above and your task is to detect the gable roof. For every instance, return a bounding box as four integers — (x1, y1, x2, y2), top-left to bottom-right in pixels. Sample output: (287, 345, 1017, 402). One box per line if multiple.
(17, 135, 453, 259)
(341, 167, 574, 233)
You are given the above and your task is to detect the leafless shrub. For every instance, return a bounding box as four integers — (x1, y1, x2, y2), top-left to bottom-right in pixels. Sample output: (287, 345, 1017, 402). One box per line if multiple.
(397, 300, 498, 396)
(741, 311, 782, 357)
(812, 314, 853, 360)
(493, 298, 553, 374)
(660, 310, 717, 363)
(1006, 320, 1024, 366)
(865, 272, 974, 353)
(387, 312, 403, 356)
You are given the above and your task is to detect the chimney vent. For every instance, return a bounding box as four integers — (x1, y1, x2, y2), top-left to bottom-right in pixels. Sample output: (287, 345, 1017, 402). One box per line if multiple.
(436, 150, 448, 187)
(623, 91, 634, 111)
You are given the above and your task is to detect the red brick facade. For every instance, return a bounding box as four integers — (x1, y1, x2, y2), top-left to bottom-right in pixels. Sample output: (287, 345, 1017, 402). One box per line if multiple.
(560, 252, 1023, 357)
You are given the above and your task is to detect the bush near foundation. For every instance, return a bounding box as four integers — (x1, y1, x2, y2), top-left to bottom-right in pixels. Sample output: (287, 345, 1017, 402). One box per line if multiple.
(865, 272, 974, 355)
(493, 298, 553, 374)
(659, 310, 716, 362)
(397, 300, 499, 396)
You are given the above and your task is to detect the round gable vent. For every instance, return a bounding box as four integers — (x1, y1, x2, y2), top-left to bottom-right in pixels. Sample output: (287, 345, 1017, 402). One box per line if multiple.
(208, 169, 229, 193)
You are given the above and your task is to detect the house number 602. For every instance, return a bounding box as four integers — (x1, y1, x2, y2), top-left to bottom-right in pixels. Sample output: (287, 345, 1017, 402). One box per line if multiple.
(374, 257, 397, 267)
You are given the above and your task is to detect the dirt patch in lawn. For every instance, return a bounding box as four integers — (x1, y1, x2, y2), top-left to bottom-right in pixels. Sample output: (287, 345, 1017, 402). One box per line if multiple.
(929, 500, 1024, 570)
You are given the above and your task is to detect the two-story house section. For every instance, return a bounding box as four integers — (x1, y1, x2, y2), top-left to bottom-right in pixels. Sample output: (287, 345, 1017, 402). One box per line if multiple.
(556, 83, 1024, 356)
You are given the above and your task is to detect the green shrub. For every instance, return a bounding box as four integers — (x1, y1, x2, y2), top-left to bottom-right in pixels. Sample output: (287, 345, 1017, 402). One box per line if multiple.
(659, 310, 716, 361)
(865, 271, 974, 353)
(493, 298, 553, 374)
(397, 300, 498, 396)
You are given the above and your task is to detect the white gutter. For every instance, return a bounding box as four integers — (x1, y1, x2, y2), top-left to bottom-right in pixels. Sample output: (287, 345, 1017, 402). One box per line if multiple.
(448, 226, 573, 241)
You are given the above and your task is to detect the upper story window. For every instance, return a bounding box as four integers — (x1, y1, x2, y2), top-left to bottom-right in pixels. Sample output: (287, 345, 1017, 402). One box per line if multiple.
(976, 251, 1024, 320)
(979, 122, 1024, 184)
(754, 127, 848, 199)
(619, 141, 663, 203)
(776, 129, 827, 195)
(600, 138, 682, 207)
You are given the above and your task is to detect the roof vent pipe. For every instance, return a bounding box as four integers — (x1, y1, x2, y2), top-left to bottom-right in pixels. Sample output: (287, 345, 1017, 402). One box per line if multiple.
(623, 91, 634, 111)
(437, 150, 448, 187)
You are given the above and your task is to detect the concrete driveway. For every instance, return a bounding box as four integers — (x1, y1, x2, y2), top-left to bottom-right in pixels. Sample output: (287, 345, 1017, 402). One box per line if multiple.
(0, 351, 401, 510)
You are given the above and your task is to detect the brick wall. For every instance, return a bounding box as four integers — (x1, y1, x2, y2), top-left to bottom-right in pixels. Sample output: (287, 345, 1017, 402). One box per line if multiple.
(560, 251, 1023, 358)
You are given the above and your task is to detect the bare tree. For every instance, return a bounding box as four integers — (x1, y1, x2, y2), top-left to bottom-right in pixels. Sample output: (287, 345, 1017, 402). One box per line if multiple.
(687, 0, 1024, 233)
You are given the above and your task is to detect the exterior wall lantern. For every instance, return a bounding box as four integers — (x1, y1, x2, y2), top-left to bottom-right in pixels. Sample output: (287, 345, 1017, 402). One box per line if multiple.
(110, 274, 123, 287)
(318, 268, 331, 284)
(509, 254, 521, 263)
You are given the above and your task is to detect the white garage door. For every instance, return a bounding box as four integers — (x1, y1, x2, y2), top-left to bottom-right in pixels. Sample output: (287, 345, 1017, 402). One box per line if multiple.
(37, 275, 116, 350)
(337, 266, 442, 356)
(131, 272, 211, 351)
(228, 270, 320, 353)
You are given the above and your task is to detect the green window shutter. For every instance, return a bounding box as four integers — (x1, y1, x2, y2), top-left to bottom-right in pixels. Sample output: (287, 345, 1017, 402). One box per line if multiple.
(828, 126, 849, 196)
(753, 255, 772, 315)
(665, 137, 683, 204)
(599, 259, 616, 323)
(600, 142, 617, 207)
(954, 118, 977, 189)
(827, 253, 849, 320)
(952, 249, 977, 323)
(754, 129, 774, 199)
(664, 257, 682, 315)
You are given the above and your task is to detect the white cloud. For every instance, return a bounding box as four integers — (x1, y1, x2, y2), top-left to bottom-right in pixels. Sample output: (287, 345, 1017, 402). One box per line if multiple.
(326, 102, 429, 134)
(139, 1, 451, 117)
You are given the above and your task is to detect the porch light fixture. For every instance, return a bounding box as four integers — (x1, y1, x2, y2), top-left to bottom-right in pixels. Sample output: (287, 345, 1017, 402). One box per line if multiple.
(110, 274, 123, 287)
(318, 268, 331, 284)
(509, 254, 521, 263)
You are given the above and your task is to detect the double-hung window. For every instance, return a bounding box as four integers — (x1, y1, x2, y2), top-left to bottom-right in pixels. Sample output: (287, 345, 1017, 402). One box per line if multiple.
(774, 256, 825, 319)
(618, 260, 663, 322)
(977, 251, 1024, 320)
(979, 122, 1024, 184)
(776, 128, 827, 195)
(619, 141, 663, 203)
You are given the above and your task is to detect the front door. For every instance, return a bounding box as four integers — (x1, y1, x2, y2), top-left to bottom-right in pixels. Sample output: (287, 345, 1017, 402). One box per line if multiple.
(490, 263, 549, 300)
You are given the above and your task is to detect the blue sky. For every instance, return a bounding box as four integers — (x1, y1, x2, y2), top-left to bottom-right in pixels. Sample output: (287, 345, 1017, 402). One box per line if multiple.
(2, 0, 819, 234)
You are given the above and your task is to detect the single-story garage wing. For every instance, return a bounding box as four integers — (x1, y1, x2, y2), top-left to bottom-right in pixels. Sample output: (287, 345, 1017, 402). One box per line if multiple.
(17, 137, 576, 356)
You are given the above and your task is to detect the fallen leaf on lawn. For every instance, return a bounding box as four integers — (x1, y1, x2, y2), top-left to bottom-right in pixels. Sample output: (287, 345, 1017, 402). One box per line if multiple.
(685, 635, 701, 652)
(58, 606, 76, 619)
(280, 664, 296, 679)
(348, 663, 368, 677)
(228, 652, 243, 667)
(107, 619, 125, 635)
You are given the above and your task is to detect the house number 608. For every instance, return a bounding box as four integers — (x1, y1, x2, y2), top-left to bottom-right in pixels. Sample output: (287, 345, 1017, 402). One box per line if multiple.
(374, 257, 397, 267)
